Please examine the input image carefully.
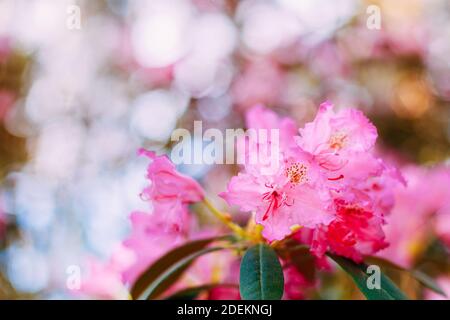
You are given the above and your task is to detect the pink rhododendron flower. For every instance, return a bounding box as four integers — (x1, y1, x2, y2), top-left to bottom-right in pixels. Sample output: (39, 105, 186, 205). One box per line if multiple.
(292, 103, 401, 262)
(139, 148, 205, 231)
(221, 105, 335, 241)
(139, 149, 204, 203)
(302, 161, 400, 262)
(221, 157, 334, 241)
(296, 101, 377, 171)
(222, 102, 400, 259)
(310, 199, 388, 263)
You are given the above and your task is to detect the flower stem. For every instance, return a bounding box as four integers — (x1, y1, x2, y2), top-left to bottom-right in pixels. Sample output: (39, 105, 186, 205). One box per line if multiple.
(202, 198, 247, 239)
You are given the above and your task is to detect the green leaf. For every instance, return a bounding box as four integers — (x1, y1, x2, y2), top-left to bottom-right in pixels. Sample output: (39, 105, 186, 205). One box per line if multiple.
(365, 256, 447, 297)
(141, 247, 224, 300)
(329, 254, 409, 300)
(240, 244, 284, 300)
(165, 283, 238, 300)
(131, 236, 230, 300)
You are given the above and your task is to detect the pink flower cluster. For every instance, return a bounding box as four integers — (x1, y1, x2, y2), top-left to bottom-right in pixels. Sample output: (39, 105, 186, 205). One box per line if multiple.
(79, 102, 409, 299)
(221, 102, 404, 262)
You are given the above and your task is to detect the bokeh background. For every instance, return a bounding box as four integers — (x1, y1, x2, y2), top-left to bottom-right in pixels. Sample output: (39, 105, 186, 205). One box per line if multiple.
(0, 0, 449, 299)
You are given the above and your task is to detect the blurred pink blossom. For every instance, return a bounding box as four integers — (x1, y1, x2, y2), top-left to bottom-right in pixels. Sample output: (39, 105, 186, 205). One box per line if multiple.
(78, 244, 135, 300)
(378, 165, 450, 267)
(121, 211, 188, 284)
(232, 59, 285, 110)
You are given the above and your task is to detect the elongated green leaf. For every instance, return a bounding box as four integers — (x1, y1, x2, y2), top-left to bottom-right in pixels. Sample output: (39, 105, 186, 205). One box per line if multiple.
(240, 244, 284, 300)
(131, 235, 230, 299)
(165, 283, 238, 300)
(365, 256, 447, 297)
(141, 247, 224, 300)
(329, 254, 408, 300)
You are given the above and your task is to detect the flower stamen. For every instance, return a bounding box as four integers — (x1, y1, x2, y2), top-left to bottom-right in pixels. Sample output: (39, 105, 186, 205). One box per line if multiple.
(328, 132, 347, 151)
(285, 162, 309, 185)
